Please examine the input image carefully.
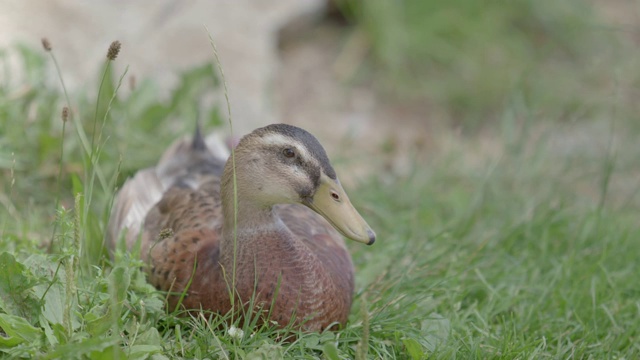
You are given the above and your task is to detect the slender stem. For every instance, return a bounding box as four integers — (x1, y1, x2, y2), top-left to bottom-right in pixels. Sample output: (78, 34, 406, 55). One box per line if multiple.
(206, 26, 238, 313)
(47, 52, 98, 174)
(91, 61, 112, 157)
(49, 112, 67, 252)
(84, 66, 129, 241)
(83, 60, 111, 235)
(46, 51, 109, 248)
(47, 52, 76, 248)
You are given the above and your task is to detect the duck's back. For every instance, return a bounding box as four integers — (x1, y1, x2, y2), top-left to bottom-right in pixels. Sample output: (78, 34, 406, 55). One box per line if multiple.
(107, 131, 226, 255)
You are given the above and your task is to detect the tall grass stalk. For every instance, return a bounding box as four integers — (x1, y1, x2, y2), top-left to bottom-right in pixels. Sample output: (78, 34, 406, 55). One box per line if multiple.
(83, 41, 121, 219)
(42, 39, 103, 181)
(47, 107, 68, 253)
(83, 64, 128, 245)
(43, 39, 107, 249)
(205, 26, 239, 318)
(42, 39, 77, 248)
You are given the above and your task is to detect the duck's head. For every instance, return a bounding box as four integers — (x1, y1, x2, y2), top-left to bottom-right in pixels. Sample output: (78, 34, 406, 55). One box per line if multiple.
(227, 124, 376, 245)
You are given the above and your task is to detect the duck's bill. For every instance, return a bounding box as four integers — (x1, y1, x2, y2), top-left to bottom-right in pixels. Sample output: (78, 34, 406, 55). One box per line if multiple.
(304, 174, 376, 245)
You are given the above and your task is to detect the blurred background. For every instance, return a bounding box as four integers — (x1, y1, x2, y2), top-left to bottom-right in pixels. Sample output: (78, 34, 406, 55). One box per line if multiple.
(2, 0, 639, 170)
(4, 1, 640, 166)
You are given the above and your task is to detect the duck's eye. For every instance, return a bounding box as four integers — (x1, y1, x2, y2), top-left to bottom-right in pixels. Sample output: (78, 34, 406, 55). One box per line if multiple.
(283, 148, 296, 158)
(331, 191, 340, 201)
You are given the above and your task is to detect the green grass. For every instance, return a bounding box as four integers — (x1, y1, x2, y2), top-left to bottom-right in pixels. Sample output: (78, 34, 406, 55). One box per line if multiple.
(1, 3, 640, 358)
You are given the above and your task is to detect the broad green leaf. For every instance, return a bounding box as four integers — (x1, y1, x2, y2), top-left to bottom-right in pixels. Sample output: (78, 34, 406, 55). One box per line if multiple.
(25, 255, 66, 326)
(0, 313, 43, 348)
(109, 266, 131, 304)
(42, 336, 118, 359)
(0, 335, 22, 348)
(422, 313, 450, 352)
(127, 344, 163, 360)
(322, 342, 340, 360)
(402, 338, 424, 360)
(39, 314, 58, 347)
(136, 327, 162, 346)
(302, 334, 323, 350)
(245, 342, 283, 360)
(0, 252, 42, 322)
(88, 345, 124, 360)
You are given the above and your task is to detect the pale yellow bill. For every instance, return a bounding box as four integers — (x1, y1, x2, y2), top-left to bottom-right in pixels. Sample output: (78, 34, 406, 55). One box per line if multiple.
(304, 174, 376, 245)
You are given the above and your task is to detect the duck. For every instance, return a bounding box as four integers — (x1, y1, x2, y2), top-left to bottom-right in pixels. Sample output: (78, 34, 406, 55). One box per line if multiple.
(107, 123, 376, 332)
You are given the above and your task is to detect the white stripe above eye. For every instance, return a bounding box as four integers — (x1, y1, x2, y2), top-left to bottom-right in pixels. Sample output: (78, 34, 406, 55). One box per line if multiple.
(260, 132, 317, 166)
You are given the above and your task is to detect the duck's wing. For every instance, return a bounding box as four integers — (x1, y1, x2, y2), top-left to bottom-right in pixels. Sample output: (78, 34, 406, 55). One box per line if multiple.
(141, 178, 224, 300)
(107, 127, 227, 253)
(107, 167, 164, 252)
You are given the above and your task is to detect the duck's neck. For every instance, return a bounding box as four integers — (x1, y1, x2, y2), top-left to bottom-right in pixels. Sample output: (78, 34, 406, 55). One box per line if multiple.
(219, 155, 294, 263)
(222, 153, 273, 230)
(221, 196, 282, 243)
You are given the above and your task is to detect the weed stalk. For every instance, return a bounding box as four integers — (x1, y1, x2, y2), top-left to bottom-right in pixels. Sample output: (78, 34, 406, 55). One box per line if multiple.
(205, 26, 239, 320)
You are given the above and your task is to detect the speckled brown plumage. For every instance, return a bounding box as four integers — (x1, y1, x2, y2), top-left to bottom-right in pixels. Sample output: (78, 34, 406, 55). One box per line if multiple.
(107, 124, 374, 332)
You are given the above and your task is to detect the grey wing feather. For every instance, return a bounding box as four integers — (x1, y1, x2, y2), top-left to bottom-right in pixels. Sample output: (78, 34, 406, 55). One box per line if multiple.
(107, 131, 228, 252)
(107, 167, 164, 251)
